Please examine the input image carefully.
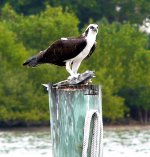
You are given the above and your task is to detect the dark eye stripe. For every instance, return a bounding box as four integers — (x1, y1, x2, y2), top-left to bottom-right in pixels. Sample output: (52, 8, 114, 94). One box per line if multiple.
(90, 26, 94, 29)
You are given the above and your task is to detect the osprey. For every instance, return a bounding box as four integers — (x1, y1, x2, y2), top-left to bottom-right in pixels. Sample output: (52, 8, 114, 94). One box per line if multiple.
(23, 24, 98, 79)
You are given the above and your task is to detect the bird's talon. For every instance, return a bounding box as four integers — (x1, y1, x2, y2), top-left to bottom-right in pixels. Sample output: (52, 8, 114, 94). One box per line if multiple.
(75, 73, 80, 79)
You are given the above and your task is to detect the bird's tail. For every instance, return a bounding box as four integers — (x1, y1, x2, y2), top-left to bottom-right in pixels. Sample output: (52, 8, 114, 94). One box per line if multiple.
(23, 55, 38, 67)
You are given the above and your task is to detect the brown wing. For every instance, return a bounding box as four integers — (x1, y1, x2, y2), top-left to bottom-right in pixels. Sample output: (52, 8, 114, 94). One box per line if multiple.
(84, 41, 96, 60)
(37, 37, 87, 66)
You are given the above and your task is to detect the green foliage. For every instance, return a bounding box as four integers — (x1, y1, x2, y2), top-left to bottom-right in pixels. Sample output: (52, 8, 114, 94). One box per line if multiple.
(118, 48, 150, 123)
(0, 22, 49, 123)
(50, 0, 150, 26)
(102, 94, 125, 122)
(1, 0, 150, 26)
(1, 4, 79, 50)
(0, 0, 47, 15)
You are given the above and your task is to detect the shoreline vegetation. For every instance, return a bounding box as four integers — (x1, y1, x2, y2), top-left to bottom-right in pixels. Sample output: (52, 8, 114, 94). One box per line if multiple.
(0, 123, 149, 131)
(0, 2, 150, 126)
(0, 119, 149, 128)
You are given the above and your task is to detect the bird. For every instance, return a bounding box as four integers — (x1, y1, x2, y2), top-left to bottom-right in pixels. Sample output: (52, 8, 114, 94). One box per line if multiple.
(23, 24, 98, 80)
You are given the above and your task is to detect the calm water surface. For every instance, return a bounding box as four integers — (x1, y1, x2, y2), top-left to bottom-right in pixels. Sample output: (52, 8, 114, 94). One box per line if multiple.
(0, 126, 149, 157)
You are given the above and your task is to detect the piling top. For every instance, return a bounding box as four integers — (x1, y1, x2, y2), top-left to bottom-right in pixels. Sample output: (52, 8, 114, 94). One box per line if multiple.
(49, 84, 101, 95)
(51, 83, 99, 89)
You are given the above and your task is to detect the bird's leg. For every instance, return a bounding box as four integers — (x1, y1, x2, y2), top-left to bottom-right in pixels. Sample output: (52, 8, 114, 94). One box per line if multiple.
(72, 61, 81, 78)
(66, 61, 76, 80)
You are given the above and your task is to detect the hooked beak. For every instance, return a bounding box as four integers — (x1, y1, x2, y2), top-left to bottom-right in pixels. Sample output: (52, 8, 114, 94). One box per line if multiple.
(93, 27, 97, 33)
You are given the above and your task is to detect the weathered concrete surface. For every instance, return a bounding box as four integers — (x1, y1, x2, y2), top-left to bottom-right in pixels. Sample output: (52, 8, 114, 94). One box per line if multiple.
(48, 84, 102, 157)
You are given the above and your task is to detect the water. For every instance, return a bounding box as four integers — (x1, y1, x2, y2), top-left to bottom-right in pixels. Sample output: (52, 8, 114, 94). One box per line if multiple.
(0, 126, 149, 157)
(103, 126, 150, 157)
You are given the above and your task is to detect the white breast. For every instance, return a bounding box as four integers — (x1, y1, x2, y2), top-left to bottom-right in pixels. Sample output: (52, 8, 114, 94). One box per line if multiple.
(69, 35, 96, 62)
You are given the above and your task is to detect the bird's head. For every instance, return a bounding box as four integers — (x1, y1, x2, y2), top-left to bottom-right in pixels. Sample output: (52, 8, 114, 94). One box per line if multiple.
(83, 24, 99, 37)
